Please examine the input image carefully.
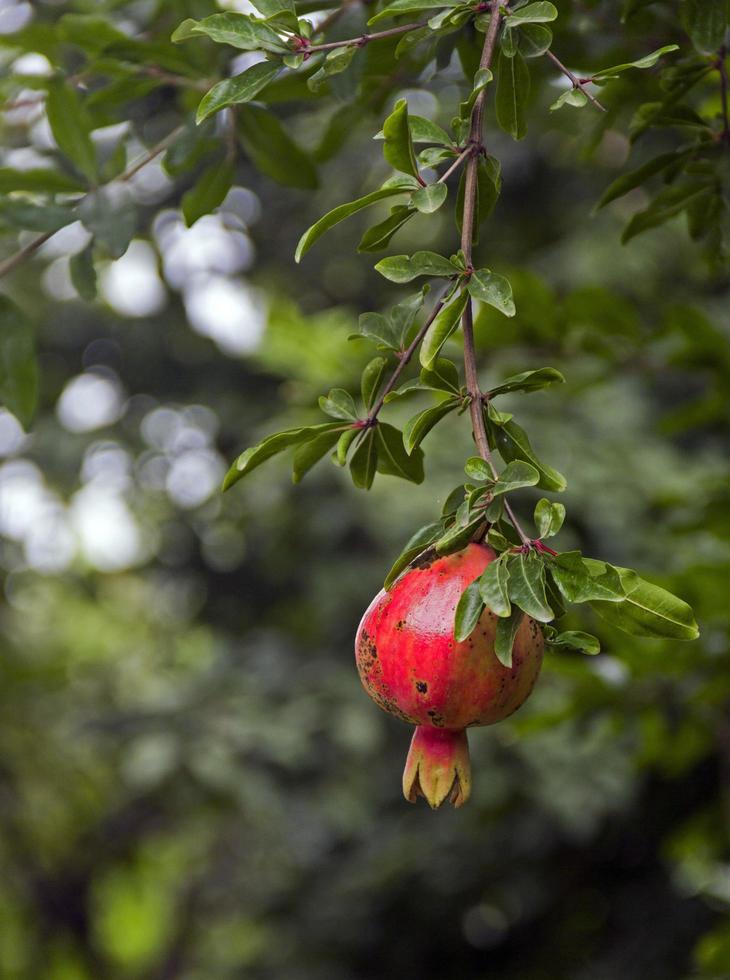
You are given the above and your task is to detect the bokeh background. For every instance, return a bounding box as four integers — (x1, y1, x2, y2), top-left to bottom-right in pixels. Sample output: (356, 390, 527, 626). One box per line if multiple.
(1, 0, 730, 977)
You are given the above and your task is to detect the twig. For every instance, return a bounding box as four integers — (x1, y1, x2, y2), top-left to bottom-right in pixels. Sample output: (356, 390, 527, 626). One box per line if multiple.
(0, 125, 185, 281)
(459, 0, 531, 547)
(543, 49, 607, 113)
(301, 21, 424, 54)
(365, 289, 451, 425)
(437, 144, 474, 184)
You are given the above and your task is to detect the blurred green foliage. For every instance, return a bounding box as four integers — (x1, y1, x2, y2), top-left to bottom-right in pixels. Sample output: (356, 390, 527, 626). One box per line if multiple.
(0, 0, 729, 978)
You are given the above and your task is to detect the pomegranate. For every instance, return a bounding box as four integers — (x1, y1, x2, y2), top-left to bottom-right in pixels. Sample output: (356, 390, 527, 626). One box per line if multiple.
(355, 543, 544, 808)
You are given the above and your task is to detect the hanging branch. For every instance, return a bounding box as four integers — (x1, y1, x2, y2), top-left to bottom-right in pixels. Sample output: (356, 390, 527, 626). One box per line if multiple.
(459, 0, 532, 547)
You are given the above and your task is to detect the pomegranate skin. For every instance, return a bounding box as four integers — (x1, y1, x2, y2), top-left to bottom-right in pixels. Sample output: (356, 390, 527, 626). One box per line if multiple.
(356, 543, 543, 730)
(355, 543, 544, 807)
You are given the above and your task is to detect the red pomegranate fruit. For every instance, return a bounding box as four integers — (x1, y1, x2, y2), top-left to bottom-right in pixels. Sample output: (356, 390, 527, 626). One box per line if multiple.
(355, 542, 544, 808)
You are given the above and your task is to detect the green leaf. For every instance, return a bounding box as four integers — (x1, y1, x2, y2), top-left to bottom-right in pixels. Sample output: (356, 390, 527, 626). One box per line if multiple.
(172, 13, 287, 53)
(358, 206, 417, 252)
(78, 186, 137, 259)
(223, 422, 342, 490)
(336, 427, 360, 465)
(69, 244, 97, 301)
(361, 357, 389, 410)
(621, 181, 712, 244)
(405, 115, 453, 146)
(591, 568, 699, 640)
(0, 168, 86, 194)
(411, 182, 448, 214)
(375, 251, 459, 283)
(249, 0, 297, 27)
(45, 79, 98, 183)
(292, 429, 342, 483)
(681, 0, 727, 54)
(421, 357, 461, 394)
(403, 399, 459, 453)
(519, 23, 553, 57)
(197, 62, 282, 124)
(468, 269, 516, 317)
(454, 581, 485, 641)
(550, 88, 588, 111)
(548, 630, 601, 655)
(350, 429, 378, 489)
(596, 149, 693, 209)
(307, 45, 357, 93)
(495, 609, 524, 667)
(376, 423, 424, 483)
(548, 551, 625, 603)
(493, 419, 566, 492)
(182, 158, 233, 227)
(496, 49, 530, 140)
(534, 498, 565, 538)
(296, 187, 410, 261)
(319, 388, 359, 421)
(508, 552, 554, 622)
(492, 460, 540, 496)
(459, 68, 494, 121)
(479, 554, 511, 617)
(384, 522, 443, 589)
(368, 0, 463, 26)
(435, 514, 486, 556)
(238, 105, 318, 190)
(0, 296, 38, 429)
(0, 198, 75, 233)
(382, 99, 420, 180)
(420, 291, 468, 367)
(504, 2, 558, 26)
(488, 366, 565, 396)
(464, 456, 492, 481)
(592, 44, 680, 78)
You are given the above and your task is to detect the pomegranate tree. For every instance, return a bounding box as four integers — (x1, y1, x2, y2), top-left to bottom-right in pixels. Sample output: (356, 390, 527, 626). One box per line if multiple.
(184, 2, 701, 810)
(356, 543, 543, 808)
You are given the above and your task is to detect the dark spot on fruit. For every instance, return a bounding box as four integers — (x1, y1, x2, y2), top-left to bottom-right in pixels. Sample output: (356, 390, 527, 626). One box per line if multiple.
(395, 620, 405, 631)
(416, 680, 427, 693)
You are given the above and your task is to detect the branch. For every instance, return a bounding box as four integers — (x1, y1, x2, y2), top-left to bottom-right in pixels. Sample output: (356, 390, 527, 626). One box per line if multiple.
(717, 45, 729, 140)
(0, 125, 185, 282)
(365, 288, 451, 425)
(459, 0, 531, 547)
(300, 21, 425, 54)
(543, 49, 607, 113)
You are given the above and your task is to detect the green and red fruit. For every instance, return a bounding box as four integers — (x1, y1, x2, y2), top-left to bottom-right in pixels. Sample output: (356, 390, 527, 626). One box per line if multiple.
(355, 543, 544, 809)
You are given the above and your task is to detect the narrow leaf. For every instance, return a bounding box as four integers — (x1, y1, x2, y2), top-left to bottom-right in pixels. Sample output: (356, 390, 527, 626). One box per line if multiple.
(384, 521, 443, 590)
(508, 552, 554, 622)
(420, 291, 468, 367)
(350, 429, 378, 489)
(592, 568, 699, 640)
(376, 423, 424, 483)
(0, 296, 38, 429)
(479, 555, 511, 617)
(454, 581, 485, 642)
(495, 50, 530, 140)
(382, 99, 420, 179)
(296, 187, 410, 261)
(493, 419, 566, 492)
(495, 610, 524, 667)
(197, 62, 281, 123)
(375, 251, 459, 283)
(361, 357, 388, 410)
(403, 399, 459, 454)
(534, 498, 565, 538)
(468, 269, 516, 316)
(292, 429, 342, 483)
